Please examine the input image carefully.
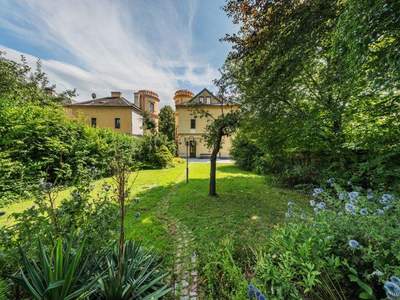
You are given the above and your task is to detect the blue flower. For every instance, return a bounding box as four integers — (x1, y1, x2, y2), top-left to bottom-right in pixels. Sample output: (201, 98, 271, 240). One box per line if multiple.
(310, 200, 316, 207)
(338, 191, 346, 201)
(313, 207, 319, 214)
(372, 270, 384, 277)
(376, 209, 384, 215)
(312, 188, 324, 197)
(345, 203, 356, 215)
(367, 189, 374, 200)
(134, 212, 141, 220)
(316, 202, 326, 210)
(348, 239, 361, 249)
(381, 194, 394, 205)
(391, 276, 400, 287)
(359, 208, 368, 216)
(327, 178, 335, 186)
(384, 281, 400, 300)
(348, 191, 359, 203)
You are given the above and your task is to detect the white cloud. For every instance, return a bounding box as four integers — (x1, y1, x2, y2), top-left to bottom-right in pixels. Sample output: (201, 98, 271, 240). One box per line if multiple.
(0, 0, 221, 105)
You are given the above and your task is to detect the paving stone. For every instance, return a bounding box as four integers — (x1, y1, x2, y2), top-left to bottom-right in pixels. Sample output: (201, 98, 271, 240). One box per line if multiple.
(182, 280, 189, 288)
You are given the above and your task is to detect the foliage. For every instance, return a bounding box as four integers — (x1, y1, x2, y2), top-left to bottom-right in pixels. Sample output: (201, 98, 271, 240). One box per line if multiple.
(13, 238, 97, 300)
(250, 183, 400, 299)
(0, 279, 8, 300)
(158, 105, 175, 141)
(142, 111, 156, 132)
(231, 131, 262, 171)
(0, 171, 118, 276)
(0, 51, 75, 105)
(202, 238, 248, 299)
(0, 53, 144, 205)
(96, 240, 170, 300)
(136, 133, 175, 168)
(221, 0, 400, 189)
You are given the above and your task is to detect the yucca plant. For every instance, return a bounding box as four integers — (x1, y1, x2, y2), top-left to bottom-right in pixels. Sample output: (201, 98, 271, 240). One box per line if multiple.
(13, 238, 98, 300)
(96, 240, 170, 300)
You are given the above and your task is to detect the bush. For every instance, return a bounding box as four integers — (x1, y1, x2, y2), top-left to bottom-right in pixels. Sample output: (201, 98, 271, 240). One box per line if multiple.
(136, 133, 175, 168)
(251, 184, 400, 299)
(0, 99, 140, 205)
(231, 132, 261, 171)
(0, 171, 118, 276)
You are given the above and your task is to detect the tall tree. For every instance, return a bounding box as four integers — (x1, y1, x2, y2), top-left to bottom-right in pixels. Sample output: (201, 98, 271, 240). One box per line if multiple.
(158, 105, 175, 141)
(221, 0, 400, 186)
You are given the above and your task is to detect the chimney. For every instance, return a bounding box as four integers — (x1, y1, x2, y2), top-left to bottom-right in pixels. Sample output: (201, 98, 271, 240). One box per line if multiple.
(111, 91, 121, 98)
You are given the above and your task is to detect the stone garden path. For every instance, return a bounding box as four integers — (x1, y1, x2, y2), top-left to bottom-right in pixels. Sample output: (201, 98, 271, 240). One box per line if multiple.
(156, 175, 199, 300)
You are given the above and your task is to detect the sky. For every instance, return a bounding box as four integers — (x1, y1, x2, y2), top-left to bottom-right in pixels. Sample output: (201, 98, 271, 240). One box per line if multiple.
(0, 0, 235, 106)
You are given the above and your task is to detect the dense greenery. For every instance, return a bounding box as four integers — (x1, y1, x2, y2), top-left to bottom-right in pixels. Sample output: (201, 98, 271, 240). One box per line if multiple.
(135, 133, 175, 169)
(0, 54, 176, 206)
(158, 105, 176, 142)
(224, 0, 400, 189)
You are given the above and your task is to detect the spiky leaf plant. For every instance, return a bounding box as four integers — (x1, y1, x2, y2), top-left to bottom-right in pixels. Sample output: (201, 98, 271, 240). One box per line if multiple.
(13, 238, 97, 300)
(96, 240, 170, 300)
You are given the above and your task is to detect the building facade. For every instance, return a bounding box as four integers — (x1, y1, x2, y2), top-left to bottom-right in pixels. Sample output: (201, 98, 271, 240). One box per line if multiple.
(174, 88, 238, 158)
(64, 90, 159, 135)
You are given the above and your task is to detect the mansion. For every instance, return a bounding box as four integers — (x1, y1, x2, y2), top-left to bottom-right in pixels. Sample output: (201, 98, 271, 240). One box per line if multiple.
(65, 88, 238, 158)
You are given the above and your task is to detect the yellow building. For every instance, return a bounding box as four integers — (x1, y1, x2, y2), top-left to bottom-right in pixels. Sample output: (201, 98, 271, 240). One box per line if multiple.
(65, 90, 159, 135)
(174, 88, 239, 158)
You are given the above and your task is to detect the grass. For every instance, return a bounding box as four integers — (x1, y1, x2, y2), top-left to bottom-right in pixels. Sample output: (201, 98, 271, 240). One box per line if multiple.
(0, 164, 186, 227)
(0, 162, 308, 284)
(123, 162, 308, 260)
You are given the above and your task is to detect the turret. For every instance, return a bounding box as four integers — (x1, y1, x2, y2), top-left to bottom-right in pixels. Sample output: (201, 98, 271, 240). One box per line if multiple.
(173, 89, 193, 105)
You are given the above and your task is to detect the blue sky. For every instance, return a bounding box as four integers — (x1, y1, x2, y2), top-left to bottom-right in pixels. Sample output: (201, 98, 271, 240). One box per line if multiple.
(0, 0, 235, 105)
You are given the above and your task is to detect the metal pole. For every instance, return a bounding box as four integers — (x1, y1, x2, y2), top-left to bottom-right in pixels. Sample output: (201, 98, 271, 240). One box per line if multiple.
(186, 141, 189, 183)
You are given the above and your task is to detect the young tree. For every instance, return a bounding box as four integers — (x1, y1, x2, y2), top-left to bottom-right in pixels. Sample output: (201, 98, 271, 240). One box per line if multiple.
(111, 142, 138, 278)
(193, 70, 241, 196)
(158, 105, 175, 141)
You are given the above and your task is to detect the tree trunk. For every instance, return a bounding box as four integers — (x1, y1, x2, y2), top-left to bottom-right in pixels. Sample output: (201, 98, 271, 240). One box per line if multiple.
(209, 129, 223, 197)
(209, 149, 218, 196)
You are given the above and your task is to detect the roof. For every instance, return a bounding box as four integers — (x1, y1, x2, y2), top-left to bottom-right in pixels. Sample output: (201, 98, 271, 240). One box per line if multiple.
(66, 96, 142, 112)
(175, 88, 239, 107)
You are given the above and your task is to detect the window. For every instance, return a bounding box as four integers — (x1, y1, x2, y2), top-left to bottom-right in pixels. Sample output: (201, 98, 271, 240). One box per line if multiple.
(115, 118, 121, 129)
(190, 119, 196, 129)
(199, 96, 204, 104)
(91, 117, 97, 128)
(206, 97, 211, 104)
(150, 102, 155, 113)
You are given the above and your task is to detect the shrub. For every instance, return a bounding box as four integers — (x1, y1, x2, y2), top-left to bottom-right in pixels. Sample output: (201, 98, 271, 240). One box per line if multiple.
(136, 133, 175, 168)
(231, 132, 261, 171)
(0, 171, 118, 276)
(252, 184, 400, 299)
(0, 99, 140, 204)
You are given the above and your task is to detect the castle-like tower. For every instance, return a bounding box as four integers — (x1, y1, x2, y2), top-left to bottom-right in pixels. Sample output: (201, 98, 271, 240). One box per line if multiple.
(173, 89, 194, 105)
(134, 89, 160, 129)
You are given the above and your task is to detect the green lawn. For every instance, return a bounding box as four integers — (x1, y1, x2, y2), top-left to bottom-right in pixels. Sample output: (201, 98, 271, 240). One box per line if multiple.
(124, 162, 308, 260)
(0, 162, 308, 287)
